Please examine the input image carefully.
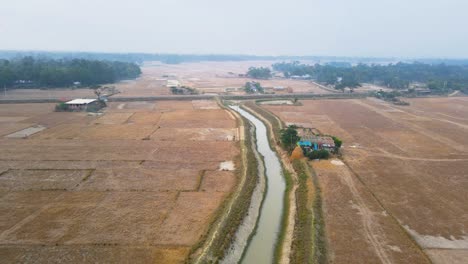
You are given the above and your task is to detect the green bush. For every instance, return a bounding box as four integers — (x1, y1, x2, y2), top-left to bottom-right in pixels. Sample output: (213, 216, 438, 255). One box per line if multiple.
(307, 149, 330, 160)
(86, 100, 107, 112)
(280, 125, 300, 151)
(331, 136, 342, 149)
(55, 102, 70, 112)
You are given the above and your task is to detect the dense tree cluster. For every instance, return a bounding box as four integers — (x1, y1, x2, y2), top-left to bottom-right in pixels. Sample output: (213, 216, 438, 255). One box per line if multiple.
(0, 57, 141, 88)
(246, 67, 272, 79)
(273, 61, 468, 92)
(244, 81, 264, 93)
(374, 90, 410, 105)
(170, 86, 198, 95)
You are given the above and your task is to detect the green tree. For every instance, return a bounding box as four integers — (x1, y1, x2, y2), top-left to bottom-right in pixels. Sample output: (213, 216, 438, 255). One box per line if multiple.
(247, 67, 272, 79)
(244, 81, 264, 93)
(280, 125, 300, 151)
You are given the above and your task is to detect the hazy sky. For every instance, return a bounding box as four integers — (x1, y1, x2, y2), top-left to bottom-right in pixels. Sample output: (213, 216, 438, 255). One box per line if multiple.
(1, 0, 468, 58)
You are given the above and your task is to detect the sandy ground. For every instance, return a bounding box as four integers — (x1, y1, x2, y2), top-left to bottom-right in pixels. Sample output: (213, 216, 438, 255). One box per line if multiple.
(263, 97, 468, 263)
(0, 100, 240, 263)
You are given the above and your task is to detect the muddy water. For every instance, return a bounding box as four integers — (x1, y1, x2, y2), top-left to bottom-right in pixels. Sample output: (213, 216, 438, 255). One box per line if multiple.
(230, 106, 285, 264)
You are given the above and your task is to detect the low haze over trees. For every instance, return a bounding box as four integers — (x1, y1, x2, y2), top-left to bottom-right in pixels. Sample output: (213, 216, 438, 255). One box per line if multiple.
(0, 57, 141, 88)
(0, 51, 399, 65)
(273, 61, 468, 93)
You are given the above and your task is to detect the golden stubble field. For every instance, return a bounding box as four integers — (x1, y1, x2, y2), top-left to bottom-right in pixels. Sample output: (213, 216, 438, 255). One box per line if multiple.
(263, 97, 468, 264)
(0, 99, 240, 263)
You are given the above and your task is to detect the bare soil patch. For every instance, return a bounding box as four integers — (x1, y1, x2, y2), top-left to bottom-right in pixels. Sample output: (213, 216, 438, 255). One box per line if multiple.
(154, 101, 194, 111)
(159, 109, 236, 128)
(78, 168, 201, 191)
(151, 128, 237, 141)
(200, 171, 236, 192)
(79, 124, 156, 140)
(93, 112, 134, 125)
(126, 112, 162, 124)
(0, 123, 37, 137)
(0, 169, 89, 191)
(192, 100, 220, 109)
(106, 101, 156, 112)
(5, 125, 46, 138)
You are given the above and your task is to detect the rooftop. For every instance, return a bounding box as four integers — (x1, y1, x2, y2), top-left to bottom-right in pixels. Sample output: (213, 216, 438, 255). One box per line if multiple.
(65, 99, 97, 105)
(300, 135, 335, 146)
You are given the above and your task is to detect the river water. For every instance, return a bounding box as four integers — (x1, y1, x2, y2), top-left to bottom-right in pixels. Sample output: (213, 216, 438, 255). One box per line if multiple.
(230, 106, 285, 264)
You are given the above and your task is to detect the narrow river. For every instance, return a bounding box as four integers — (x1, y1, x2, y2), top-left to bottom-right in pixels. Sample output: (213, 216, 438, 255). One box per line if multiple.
(230, 106, 285, 264)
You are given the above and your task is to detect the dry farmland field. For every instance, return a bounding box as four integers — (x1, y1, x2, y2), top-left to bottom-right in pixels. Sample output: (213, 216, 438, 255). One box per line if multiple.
(0, 100, 240, 263)
(137, 61, 331, 95)
(262, 97, 468, 264)
(0, 61, 335, 100)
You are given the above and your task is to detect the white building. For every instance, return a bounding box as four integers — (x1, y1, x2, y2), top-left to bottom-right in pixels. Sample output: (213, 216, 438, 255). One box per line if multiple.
(65, 99, 97, 110)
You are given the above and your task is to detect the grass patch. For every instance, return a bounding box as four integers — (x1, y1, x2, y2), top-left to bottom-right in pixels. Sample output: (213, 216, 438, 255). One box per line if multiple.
(291, 160, 314, 263)
(273, 167, 293, 263)
(305, 162, 328, 263)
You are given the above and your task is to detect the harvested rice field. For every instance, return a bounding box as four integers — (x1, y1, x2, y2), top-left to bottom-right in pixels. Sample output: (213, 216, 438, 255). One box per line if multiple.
(0, 100, 240, 263)
(262, 97, 468, 264)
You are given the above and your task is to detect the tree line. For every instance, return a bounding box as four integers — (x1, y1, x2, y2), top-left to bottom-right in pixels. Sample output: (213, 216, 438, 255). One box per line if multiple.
(0, 57, 141, 88)
(273, 61, 468, 93)
(246, 67, 272, 79)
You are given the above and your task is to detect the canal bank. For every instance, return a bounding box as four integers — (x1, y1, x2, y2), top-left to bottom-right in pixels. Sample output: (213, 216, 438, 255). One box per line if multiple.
(229, 106, 286, 264)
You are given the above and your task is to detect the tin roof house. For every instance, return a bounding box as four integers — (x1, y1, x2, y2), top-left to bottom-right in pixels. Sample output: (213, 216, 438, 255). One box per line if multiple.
(298, 135, 336, 151)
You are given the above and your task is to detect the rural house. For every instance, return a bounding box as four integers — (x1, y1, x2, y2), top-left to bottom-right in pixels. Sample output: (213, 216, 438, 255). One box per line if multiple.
(298, 134, 336, 151)
(65, 99, 97, 111)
